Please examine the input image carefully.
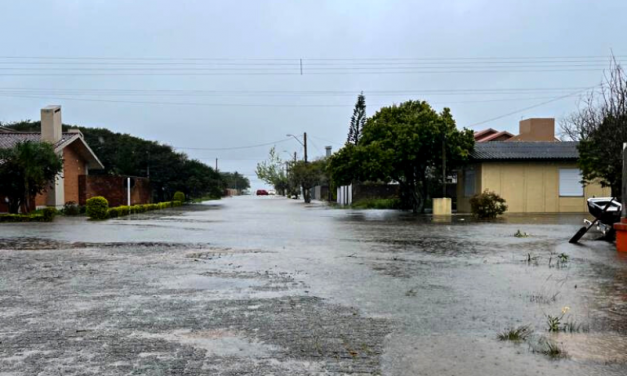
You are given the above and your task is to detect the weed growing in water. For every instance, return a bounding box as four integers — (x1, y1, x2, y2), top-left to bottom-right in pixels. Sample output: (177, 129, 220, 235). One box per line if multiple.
(557, 253, 569, 263)
(561, 320, 590, 333)
(529, 291, 559, 304)
(536, 337, 569, 359)
(546, 306, 588, 332)
(497, 325, 533, 341)
(514, 230, 530, 238)
(546, 314, 562, 332)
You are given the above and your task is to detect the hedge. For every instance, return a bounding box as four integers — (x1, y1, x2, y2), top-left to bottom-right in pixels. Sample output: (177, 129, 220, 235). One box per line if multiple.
(0, 207, 57, 223)
(0, 213, 46, 222)
(107, 201, 182, 219)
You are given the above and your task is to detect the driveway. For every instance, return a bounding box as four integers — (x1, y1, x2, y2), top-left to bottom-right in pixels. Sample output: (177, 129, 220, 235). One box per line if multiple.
(1, 196, 626, 375)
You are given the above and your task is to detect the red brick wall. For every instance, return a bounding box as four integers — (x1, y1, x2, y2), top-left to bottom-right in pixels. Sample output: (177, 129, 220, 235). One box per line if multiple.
(63, 145, 86, 204)
(79, 176, 151, 207)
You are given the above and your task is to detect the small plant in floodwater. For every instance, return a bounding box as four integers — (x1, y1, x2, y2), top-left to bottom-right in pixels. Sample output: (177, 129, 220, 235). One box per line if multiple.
(514, 229, 530, 238)
(546, 314, 562, 332)
(546, 306, 585, 332)
(529, 291, 559, 304)
(536, 337, 569, 359)
(557, 253, 569, 263)
(561, 320, 589, 333)
(497, 325, 533, 341)
(524, 253, 540, 265)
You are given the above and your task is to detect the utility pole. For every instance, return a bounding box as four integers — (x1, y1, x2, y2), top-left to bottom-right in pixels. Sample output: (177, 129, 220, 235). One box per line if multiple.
(442, 136, 446, 198)
(303, 132, 308, 163)
(215, 158, 218, 173)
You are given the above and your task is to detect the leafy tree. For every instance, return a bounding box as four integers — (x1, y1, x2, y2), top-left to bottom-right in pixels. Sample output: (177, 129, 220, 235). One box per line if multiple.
(329, 100, 474, 213)
(0, 141, 63, 213)
(347, 92, 366, 145)
(255, 147, 289, 195)
(577, 114, 627, 196)
(290, 159, 327, 203)
(561, 58, 627, 197)
(221, 171, 251, 192)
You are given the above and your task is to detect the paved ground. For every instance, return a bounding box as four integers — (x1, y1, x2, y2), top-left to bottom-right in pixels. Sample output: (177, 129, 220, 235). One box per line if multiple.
(1, 197, 627, 375)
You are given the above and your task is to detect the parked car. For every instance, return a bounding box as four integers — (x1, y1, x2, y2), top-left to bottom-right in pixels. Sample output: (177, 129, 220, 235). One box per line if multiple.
(256, 189, 269, 196)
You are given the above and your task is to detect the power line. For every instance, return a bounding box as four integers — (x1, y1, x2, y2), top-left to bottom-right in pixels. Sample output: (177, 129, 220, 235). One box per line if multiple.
(0, 54, 623, 60)
(467, 88, 593, 128)
(0, 68, 608, 76)
(0, 93, 595, 108)
(0, 86, 594, 95)
(173, 138, 292, 151)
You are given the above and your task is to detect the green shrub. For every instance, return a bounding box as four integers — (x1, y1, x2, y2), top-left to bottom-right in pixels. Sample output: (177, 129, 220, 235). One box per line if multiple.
(469, 190, 507, 219)
(0, 213, 45, 222)
(86, 196, 109, 220)
(42, 207, 57, 222)
(62, 201, 81, 216)
(173, 191, 185, 203)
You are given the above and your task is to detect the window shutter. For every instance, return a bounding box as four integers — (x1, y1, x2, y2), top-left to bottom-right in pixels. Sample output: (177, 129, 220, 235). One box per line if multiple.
(559, 169, 583, 197)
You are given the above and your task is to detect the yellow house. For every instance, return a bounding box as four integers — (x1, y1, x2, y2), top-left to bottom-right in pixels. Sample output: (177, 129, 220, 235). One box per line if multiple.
(457, 141, 610, 214)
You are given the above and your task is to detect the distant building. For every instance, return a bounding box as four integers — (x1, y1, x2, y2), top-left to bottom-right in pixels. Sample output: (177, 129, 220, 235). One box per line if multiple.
(474, 118, 561, 143)
(0, 106, 104, 212)
(458, 118, 609, 214)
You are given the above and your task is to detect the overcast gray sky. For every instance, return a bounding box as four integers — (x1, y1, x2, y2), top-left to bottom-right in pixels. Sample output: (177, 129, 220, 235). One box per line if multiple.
(0, 0, 625, 189)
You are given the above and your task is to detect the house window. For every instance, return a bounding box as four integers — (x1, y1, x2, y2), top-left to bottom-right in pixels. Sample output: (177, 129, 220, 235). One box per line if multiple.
(464, 169, 476, 197)
(559, 169, 583, 197)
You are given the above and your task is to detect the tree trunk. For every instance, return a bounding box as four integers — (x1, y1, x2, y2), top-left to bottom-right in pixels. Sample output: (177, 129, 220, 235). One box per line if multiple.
(8, 197, 20, 214)
(303, 185, 311, 203)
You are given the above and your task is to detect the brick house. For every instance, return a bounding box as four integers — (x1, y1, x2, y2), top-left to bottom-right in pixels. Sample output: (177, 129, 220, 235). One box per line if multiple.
(0, 106, 104, 212)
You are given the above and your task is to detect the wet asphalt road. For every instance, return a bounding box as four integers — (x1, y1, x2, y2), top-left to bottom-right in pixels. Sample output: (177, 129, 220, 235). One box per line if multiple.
(1, 196, 627, 375)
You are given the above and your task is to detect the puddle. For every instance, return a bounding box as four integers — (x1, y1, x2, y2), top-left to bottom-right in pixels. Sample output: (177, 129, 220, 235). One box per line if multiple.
(135, 329, 278, 357)
(166, 274, 264, 290)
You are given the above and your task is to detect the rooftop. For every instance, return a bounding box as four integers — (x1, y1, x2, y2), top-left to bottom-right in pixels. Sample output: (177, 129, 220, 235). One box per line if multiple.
(0, 132, 80, 150)
(471, 141, 579, 161)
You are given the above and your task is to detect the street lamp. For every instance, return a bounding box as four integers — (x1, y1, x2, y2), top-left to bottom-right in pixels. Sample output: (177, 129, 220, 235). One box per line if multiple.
(286, 133, 307, 162)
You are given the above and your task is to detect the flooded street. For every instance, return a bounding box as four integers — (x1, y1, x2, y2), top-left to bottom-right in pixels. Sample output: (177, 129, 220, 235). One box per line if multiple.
(1, 196, 627, 375)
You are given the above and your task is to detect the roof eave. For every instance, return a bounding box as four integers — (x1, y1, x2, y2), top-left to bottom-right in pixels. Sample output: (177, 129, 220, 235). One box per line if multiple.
(56, 136, 105, 170)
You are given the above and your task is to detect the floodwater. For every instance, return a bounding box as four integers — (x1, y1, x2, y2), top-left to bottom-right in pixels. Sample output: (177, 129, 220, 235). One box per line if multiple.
(1, 196, 627, 375)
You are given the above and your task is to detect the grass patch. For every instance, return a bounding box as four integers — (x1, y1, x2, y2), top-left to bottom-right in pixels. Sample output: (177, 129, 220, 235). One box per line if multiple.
(560, 320, 589, 333)
(497, 325, 533, 341)
(191, 196, 221, 203)
(535, 337, 569, 359)
(514, 229, 530, 238)
(350, 198, 400, 210)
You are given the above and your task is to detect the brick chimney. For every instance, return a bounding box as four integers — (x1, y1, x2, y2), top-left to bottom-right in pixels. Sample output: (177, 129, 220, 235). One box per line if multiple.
(515, 118, 555, 142)
(41, 105, 62, 143)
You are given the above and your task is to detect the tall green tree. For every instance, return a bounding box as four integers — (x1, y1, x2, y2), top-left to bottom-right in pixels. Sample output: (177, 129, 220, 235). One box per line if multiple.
(329, 100, 474, 213)
(0, 141, 63, 213)
(347, 92, 366, 145)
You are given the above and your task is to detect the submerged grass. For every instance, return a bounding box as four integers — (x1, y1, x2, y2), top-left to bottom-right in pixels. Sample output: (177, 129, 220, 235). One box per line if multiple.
(497, 325, 533, 341)
(561, 320, 590, 333)
(350, 198, 401, 210)
(535, 337, 569, 359)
